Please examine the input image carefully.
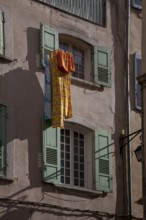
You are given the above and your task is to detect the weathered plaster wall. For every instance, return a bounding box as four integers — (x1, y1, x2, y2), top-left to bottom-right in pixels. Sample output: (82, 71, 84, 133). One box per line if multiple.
(130, 7, 143, 219)
(0, 0, 130, 219)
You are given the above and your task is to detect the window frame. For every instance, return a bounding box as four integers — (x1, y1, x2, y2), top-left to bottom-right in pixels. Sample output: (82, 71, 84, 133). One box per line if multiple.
(59, 35, 91, 82)
(60, 123, 93, 190)
(42, 120, 113, 192)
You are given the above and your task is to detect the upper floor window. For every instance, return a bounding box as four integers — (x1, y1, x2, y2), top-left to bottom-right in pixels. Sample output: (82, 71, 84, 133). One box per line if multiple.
(132, 0, 142, 9)
(38, 0, 106, 26)
(40, 25, 111, 88)
(59, 42, 84, 80)
(42, 121, 113, 192)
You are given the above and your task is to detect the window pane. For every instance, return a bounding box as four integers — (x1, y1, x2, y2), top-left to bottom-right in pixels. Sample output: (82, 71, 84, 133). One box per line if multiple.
(60, 129, 71, 184)
(59, 42, 69, 52)
(73, 131, 85, 187)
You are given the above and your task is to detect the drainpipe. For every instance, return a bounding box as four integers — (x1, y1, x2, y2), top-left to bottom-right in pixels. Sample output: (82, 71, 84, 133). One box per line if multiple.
(125, 0, 133, 219)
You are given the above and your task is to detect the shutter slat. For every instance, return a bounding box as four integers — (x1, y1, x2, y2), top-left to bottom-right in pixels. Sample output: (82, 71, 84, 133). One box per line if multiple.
(95, 130, 112, 192)
(43, 121, 61, 184)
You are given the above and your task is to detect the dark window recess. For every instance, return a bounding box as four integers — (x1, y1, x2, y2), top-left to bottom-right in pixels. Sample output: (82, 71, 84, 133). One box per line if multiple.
(132, 0, 142, 9)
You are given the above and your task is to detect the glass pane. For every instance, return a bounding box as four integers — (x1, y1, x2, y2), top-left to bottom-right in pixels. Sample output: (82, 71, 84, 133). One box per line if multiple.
(61, 143, 64, 151)
(74, 178, 79, 186)
(65, 177, 70, 184)
(65, 153, 70, 160)
(74, 163, 78, 170)
(65, 169, 70, 176)
(65, 136, 70, 144)
(80, 172, 84, 179)
(61, 151, 64, 159)
(80, 180, 84, 187)
(61, 135, 64, 142)
(65, 161, 70, 168)
(61, 176, 64, 183)
(59, 42, 69, 51)
(74, 170, 78, 178)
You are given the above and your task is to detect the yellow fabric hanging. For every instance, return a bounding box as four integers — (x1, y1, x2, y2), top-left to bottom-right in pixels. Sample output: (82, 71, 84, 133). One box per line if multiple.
(50, 50, 72, 128)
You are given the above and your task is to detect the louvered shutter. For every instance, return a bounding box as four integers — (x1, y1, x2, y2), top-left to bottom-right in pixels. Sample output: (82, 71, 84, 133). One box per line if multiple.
(0, 105, 6, 176)
(135, 53, 142, 110)
(95, 130, 112, 192)
(40, 24, 58, 66)
(43, 121, 61, 184)
(38, 0, 105, 26)
(94, 46, 111, 87)
(0, 10, 4, 56)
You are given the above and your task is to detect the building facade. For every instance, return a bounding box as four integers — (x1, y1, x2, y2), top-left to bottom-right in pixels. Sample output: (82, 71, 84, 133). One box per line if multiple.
(0, 0, 143, 219)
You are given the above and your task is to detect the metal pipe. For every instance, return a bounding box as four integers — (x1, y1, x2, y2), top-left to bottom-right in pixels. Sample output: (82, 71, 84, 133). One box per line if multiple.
(125, 0, 133, 218)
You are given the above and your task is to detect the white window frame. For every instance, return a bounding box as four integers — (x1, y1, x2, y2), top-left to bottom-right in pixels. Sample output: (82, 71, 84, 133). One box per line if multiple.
(61, 123, 93, 190)
(59, 35, 91, 82)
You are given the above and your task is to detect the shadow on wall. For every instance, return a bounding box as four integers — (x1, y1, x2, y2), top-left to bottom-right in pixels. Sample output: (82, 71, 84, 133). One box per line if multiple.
(0, 27, 44, 188)
(109, 1, 128, 220)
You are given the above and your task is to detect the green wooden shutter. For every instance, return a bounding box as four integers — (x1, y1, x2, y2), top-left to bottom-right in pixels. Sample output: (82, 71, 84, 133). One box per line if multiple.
(40, 24, 59, 66)
(43, 121, 60, 184)
(94, 46, 111, 87)
(0, 105, 6, 176)
(0, 10, 4, 56)
(95, 130, 112, 192)
(135, 53, 142, 110)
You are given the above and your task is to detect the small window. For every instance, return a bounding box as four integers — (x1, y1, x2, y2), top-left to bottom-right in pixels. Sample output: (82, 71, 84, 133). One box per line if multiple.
(42, 121, 112, 192)
(59, 41, 85, 80)
(132, 0, 142, 9)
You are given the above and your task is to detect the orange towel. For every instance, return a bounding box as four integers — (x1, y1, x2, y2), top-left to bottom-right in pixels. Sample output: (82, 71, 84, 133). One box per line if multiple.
(50, 50, 72, 128)
(57, 50, 75, 73)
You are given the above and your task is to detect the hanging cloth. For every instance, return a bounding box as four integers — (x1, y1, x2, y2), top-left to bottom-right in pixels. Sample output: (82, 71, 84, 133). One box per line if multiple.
(50, 50, 72, 128)
(57, 50, 75, 73)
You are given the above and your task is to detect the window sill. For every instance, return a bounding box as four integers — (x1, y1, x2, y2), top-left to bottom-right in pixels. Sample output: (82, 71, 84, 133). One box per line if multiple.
(0, 55, 15, 63)
(0, 175, 14, 182)
(71, 77, 103, 91)
(55, 183, 106, 197)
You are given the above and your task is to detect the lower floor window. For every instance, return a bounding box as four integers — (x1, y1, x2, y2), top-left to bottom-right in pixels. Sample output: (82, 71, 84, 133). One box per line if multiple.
(43, 121, 113, 192)
(60, 129, 85, 187)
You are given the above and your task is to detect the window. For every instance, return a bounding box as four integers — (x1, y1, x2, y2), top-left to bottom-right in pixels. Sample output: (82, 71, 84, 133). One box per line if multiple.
(38, 0, 106, 26)
(0, 104, 6, 177)
(132, 0, 142, 9)
(59, 42, 84, 80)
(40, 24, 111, 87)
(60, 128, 85, 187)
(42, 121, 112, 192)
(135, 53, 142, 110)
